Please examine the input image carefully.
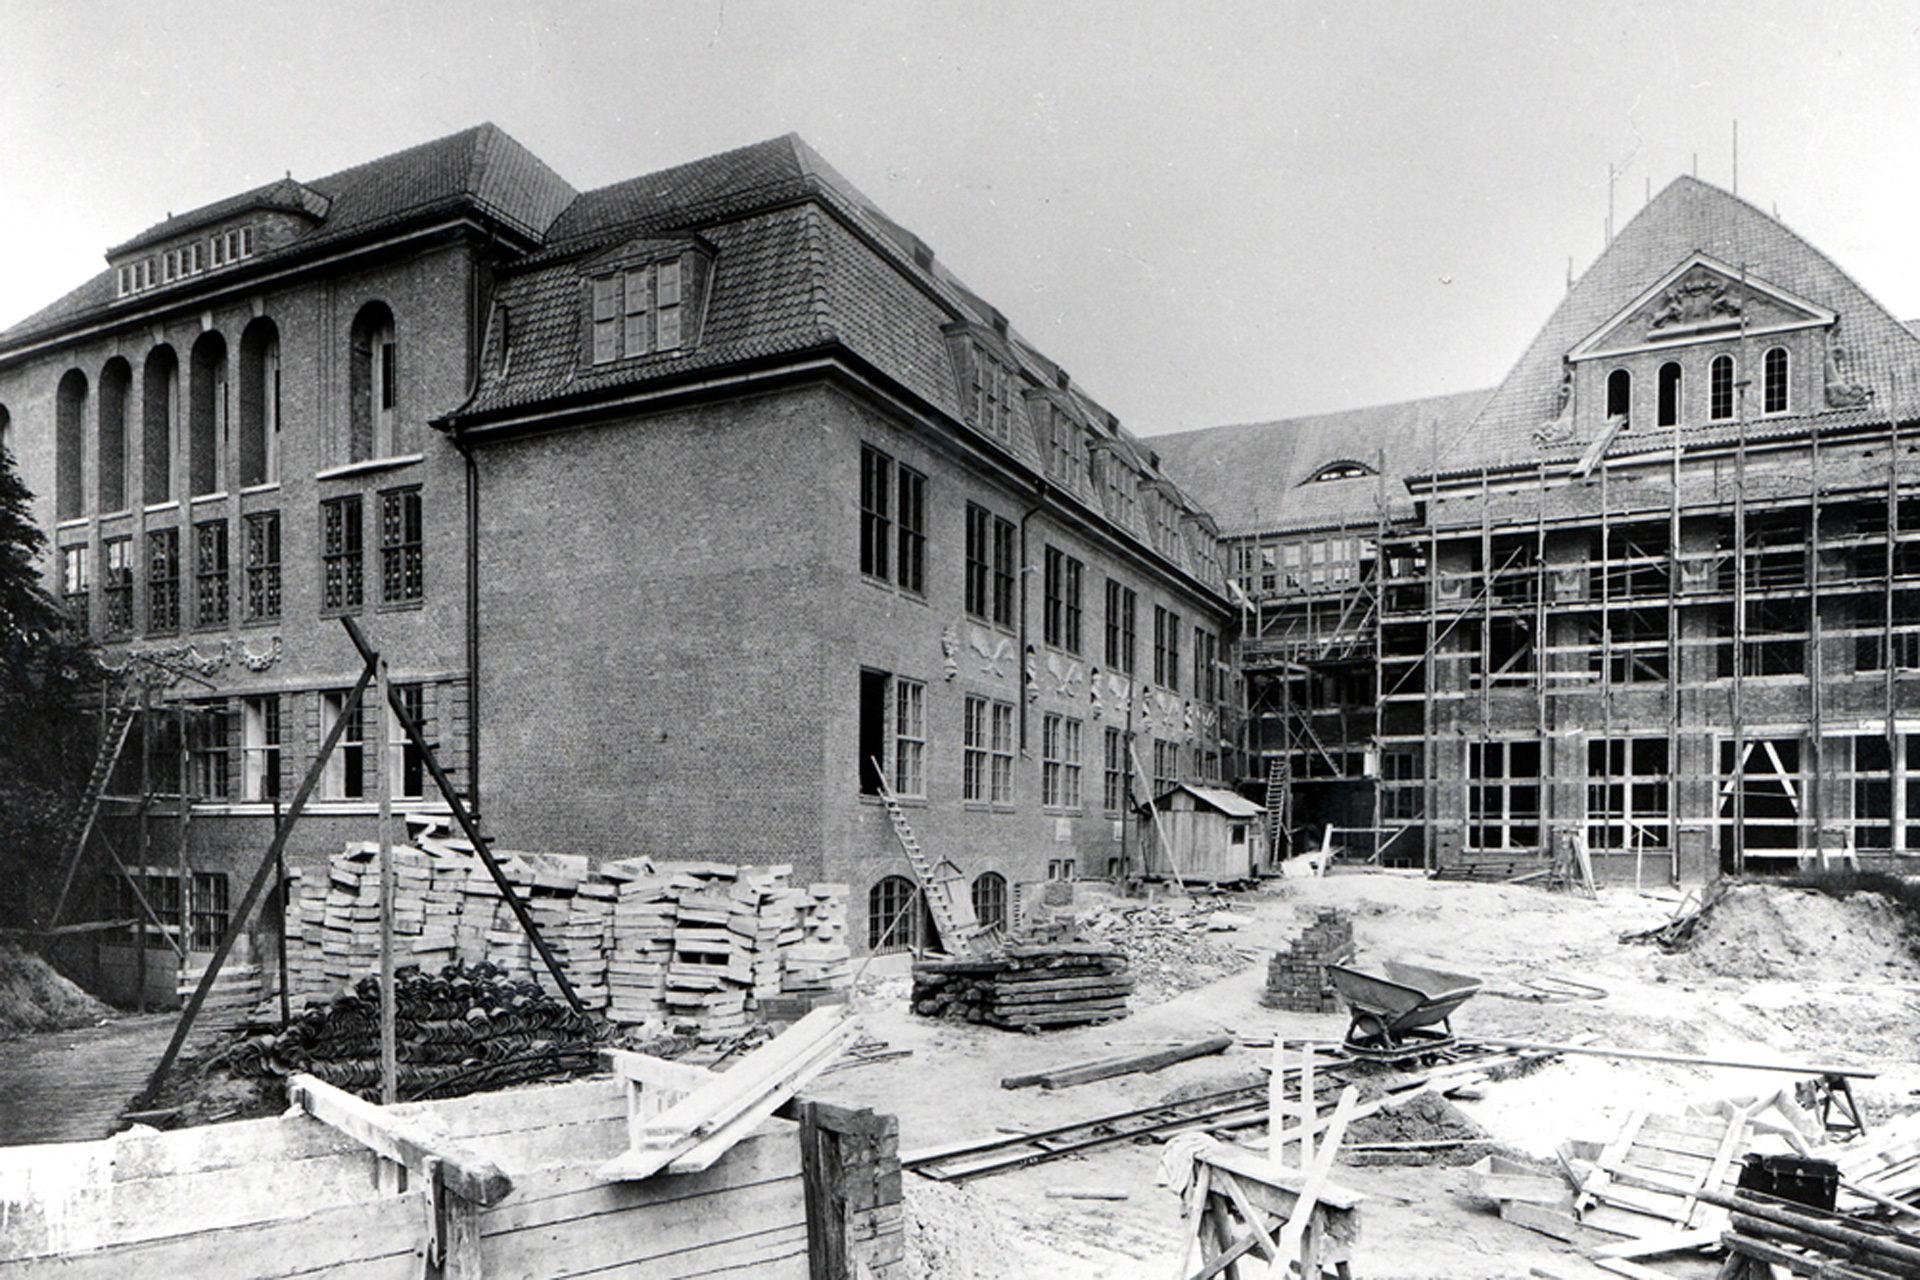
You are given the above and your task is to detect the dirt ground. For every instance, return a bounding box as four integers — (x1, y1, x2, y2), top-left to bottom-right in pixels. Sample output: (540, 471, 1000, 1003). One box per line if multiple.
(806, 872, 1920, 1280)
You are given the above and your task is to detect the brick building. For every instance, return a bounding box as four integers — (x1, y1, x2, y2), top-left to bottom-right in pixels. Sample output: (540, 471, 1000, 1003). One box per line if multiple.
(0, 126, 1236, 991)
(1155, 176, 1920, 882)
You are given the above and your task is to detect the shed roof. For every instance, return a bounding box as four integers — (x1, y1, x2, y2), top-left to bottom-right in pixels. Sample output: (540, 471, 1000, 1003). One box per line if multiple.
(1141, 783, 1266, 817)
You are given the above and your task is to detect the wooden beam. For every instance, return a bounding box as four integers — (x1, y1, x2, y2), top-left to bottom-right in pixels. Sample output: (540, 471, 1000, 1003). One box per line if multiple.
(799, 1101, 848, 1280)
(287, 1073, 513, 1207)
(1000, 1035, 1233, 1090)
(1466, 1037, 1877, 1079)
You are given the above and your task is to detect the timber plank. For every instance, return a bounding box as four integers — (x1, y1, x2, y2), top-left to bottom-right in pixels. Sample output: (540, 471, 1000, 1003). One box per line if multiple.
(480, 1127, 802, 1225)
(0, 1188, 426, 1279)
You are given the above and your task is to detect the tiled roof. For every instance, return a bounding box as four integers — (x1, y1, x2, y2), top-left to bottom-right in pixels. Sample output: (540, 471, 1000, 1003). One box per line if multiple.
(1454, 176, 1920, 476)
(109, 176, 332, 254)
(3, 123, 577, 347)
(1148, 389, 1491, 537)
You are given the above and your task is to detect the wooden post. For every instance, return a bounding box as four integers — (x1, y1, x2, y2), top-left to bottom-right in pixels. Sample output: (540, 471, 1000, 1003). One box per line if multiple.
(800, 1101, 850, 1280)
(376, 656, 396, 1106)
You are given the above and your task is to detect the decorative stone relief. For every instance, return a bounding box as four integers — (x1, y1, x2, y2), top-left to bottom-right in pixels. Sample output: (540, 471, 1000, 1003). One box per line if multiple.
(1045, 653, 1083, 699)
(1648, 275, 1742, 331)
(1825, 346, 1873, 408)
(1533, 366, 1576, 447)
(99, 635, 283, 684)
(940, 625, 959, 681)
(968, 625, 1012, 679)
(1024, 645, 1039, 702)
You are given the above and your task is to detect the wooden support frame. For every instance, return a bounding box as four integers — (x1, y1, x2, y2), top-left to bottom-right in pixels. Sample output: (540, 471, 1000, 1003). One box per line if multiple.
(287, 1071, 513, 1207)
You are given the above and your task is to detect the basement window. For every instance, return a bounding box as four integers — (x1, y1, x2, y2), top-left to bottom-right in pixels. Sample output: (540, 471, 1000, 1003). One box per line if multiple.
(868, 876, 923, 952)
(971, 872, 1008, 932)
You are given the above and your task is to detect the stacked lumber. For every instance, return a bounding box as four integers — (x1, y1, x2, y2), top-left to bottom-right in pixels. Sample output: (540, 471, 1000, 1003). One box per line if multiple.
(282, 843, 851, 1037)
(911, 943, 1132, 1029)
(1831, 1111, 1920, 1214)
(1702, 1186, 1920, 1280)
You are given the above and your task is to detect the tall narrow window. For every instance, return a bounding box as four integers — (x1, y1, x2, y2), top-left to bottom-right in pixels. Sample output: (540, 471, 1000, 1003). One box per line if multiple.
(990, 701, 1014, 804)
(859, 668, 888, 796)
(1657, 361, 1681, 428)
(1043, 547, 1084, 653)
(321, 494, 364, 612)
(1606, 369, 1631, 422)
(896, 464, 925, 595)
(991, 515, 1016, 626)
(1107, 581, 1137, 674)
(656, 258, 683, 350)
(380, 487, 423, 604)
(244, 511, 281, 620)
(964, 696, 1015, 805)
(188, 331, 228, 498)
(1042, 714, 1083, 810)
(143, 346, 177, 505)
(194, 519, 228, 628)
(99, 358, 131, 512)
(55, 369, 87, 521)
(965, 504, 992, 619)
(323, 691, 365, 800)
(242, 695, 281, 802)
(1104, 726, 1126, 814)
(1154, 606, 1181, 691)
(238, 319, 281, 487)
(62, 544, 89, 625)
(1710, 354, 1734, 421)
(147, 527, 180, 633)
(190, 873, 230, 950)
(963, 695, 988, 802)
(190, 702, 231, 799)
(1764, 347, 1788, 414)
(860, 446, 890, 582)
(102, 537, 133, 636)
(894, 678, 925, 798)
(393, 683, 426, 799)
(349, 303, 397, 462)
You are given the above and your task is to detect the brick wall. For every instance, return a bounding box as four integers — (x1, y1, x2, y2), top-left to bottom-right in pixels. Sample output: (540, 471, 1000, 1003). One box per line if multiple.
(1261, 908, 1354, 1012)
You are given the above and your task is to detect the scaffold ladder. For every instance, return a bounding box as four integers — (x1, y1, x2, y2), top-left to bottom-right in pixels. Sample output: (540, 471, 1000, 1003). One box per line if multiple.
(46, 693, 141, 931)
(870, 760, 984, 956)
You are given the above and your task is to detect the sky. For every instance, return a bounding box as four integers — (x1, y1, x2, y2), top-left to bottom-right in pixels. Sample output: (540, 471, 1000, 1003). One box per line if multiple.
(4, 0, 1920, 435)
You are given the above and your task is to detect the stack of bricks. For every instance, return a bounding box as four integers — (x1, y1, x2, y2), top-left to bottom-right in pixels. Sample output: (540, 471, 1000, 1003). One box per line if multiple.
(280, 843, 852, 1037)
(1261, 908, 1355, 1013)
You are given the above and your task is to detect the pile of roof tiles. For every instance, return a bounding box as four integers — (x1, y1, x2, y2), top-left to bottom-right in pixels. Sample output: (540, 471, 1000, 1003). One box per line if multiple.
(282, 838, 851, 1037)
(229, 960, 600, 1102)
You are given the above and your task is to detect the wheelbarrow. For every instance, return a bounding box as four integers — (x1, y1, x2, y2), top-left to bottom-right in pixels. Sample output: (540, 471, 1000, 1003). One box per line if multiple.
(1327, 960, 1482, 1062)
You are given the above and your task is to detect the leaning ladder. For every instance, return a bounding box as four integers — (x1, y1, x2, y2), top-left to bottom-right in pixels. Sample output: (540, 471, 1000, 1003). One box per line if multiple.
(46, 693, 142, 931)
(869, 760, 983, 956)
(1264, 755, 1289, 860)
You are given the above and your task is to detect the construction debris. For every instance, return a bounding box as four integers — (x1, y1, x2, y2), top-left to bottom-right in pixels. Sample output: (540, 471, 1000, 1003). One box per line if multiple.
(910, 942, 1132, 1029)
(284, 841, 850, 1036)
(1078, 901, 1254, 1005)
(227, 960, 600, 1101)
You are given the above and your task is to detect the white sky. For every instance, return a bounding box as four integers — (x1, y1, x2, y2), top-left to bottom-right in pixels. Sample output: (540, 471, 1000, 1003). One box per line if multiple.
(4, 0, 1920, 434)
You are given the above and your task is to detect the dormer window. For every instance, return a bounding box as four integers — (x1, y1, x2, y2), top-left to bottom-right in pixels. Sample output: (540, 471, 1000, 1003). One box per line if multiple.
(589, 255, 689, 365)
(969, 345, 1013, 441)
(1307, 460, 1375, 483)
(115, 224, 254, 298)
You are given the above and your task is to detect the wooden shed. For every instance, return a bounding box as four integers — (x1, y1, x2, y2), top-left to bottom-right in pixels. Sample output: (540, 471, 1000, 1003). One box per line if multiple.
(1138, 784, 1267, 884)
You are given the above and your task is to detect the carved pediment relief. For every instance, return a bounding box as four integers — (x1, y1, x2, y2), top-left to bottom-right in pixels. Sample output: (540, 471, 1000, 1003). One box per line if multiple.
(1569, 254, 1834, 361)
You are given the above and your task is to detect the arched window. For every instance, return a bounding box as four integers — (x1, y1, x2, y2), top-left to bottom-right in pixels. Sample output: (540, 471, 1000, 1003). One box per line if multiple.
(143, 346, 178, 504)
(98, 358, 132, 512)
(867, 875, 921, 953)
(971, 872, 1008, 934)
(1307, 460, 1376, 483)
(189, 330, 229, 497)
(349, 303, 398, 462)
(55, 369, 87, 521)
(1606, 369, 1631, 422)
(1657, 362, 1681, 428)
(1710, 354, 1735, 421)
(238, 318, 281, 487)
(1764, 347, 1789, 414)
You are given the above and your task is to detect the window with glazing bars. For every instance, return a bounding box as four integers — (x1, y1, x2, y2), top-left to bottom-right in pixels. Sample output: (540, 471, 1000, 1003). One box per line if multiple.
(1104, 726, 1126, 814)
(321, 494, 364, 612)
(1154, 606, 1181, 691)
(147, 527, 180, 632)
(63, 545, 89, 624)
(244, 511, 281, 620)
(194, 519, 228, 627)
(190, 872, 229, 949)
(1043, 546, 1083, 653)
(1106, 580, 1137, 673)
(380, 487, 422, 604)
(1042, 713, 1081, 809)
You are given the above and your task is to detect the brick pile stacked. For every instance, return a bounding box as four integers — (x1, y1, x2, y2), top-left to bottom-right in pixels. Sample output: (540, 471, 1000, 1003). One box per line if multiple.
(282, 843, 851, 1036)
(1261, 908, 1355, 1012)
(910, 943, 1132, 1029)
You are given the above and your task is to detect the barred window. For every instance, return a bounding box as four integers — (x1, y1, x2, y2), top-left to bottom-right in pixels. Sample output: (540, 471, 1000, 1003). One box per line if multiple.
(147, 527, 180, 633)
(194, 519, 228, 627)
(190, 872, 229, 950)
(380, 487, 423, 604)
(321, 494, 364, 612)
(244, 511, 281, 621)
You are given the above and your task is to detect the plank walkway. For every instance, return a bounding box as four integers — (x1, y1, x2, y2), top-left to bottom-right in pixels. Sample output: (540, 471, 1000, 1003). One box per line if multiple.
(0, 1013, 183, 1145)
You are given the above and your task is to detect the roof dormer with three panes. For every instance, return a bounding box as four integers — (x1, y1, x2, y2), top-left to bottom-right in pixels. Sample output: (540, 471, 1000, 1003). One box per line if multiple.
(582, 236, 715, 367)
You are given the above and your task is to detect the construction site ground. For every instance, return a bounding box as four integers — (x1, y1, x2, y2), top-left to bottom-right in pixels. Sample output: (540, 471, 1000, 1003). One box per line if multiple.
(808, 872, 1920, 1279)
(6, 872, 1919, 1278)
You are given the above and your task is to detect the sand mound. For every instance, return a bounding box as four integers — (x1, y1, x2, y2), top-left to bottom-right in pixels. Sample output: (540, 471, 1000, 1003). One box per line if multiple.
(0, 943, 112, 1037)
(901, 1178, 1014, 1279)
(1342, 1090, 1494, 1166)
(1680, 884, 1918, 981)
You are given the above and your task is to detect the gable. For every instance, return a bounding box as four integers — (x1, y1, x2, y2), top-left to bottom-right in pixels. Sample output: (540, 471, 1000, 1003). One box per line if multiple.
(1569, 253, 1834, 362)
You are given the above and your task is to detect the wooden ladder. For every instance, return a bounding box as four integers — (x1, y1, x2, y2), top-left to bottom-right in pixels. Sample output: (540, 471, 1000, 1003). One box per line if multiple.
(870, 760, 982, 956)
(1264, 755, 1289, 857)
(46, 693, 142, 930)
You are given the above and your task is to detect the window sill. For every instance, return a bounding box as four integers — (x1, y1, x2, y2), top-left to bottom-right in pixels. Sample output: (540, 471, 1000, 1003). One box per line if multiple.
(191, 492, 230, 505)
(317, 454, 424, 482)
(962, 802, 1017, 814)
(377, 598, 426, 613)
(144, 501, 180, 515)
(57, 517, 90, 531)
(241, 482, 281, 496)
(240, 615, 282, 629)
(97, 509, 134, 523)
